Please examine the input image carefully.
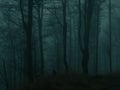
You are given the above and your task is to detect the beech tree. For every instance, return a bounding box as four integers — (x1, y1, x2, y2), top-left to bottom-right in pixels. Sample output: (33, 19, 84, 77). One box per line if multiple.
(20, 0, 34, 81)
(109, 0, 112, 72)
(81, 0, 95, 74)
(62, 0, 68, 72)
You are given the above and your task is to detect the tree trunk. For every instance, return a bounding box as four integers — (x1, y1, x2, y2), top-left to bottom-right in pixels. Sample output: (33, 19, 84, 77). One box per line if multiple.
(82, 0, 95, 74)
(26, 0, 33, 81)
(109, 0, 112, 72)
(95, 0, 100, 75)
(62, 0, 68, 72)
(78, 0, 82, 51)
(20, 0, 34, 81)
(37, 0, 44, 75)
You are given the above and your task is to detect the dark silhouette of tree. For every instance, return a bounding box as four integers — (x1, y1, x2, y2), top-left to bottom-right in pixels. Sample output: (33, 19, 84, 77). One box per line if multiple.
(33, 38, 37, 75)
(81, 0, 95, 74)
(20, 0, 34, 81)
(62, 0, 68, 72)
(78, 0, 82, 52)
(36, 0, 45, 75)
(77, 0, 83, 72)
(95, 0, 100, 75)
(68, 0, 73, 70)
(26, 0, 34, 81)
(109, 0, 112, 72)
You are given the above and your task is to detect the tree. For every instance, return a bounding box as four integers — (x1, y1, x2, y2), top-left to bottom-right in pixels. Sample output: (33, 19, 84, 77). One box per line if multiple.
(36, 0, 45, 75)
(62, 0, 68, 72)
(26, 0, 34, 81)
(78, 0, 83, 71)
(109, 0, 112, 72)
(78, 0, 82, 51)
(95, 0, 100, 75)
(20, 0, 34, 81)
(68, 0, 73, 70)
(81, 0, 95, 74)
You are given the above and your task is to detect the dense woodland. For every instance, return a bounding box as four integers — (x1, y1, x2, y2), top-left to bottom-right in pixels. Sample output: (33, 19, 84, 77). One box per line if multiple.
(0, 0, 120, 90)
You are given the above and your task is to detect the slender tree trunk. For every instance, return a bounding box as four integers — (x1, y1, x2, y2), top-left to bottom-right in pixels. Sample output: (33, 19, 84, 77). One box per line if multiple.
(67, 0, 72, 70)
(109, 0, 112, 72)
(69, 12, 72, 70)
(56, 37, 61, 72)
(82, 0, 95, 74)
(95, 0, 100, 75)
(62, 0, 68, 72)
(20, 0, 34, 81)
(37, 0, 44, 75)
(20, 0, 29, 83)
(78, 0, 83, 71)
(82, 0, 89, 74)
(78, 0, 82, 51)
(26, 0, 33, 81)
(33, 39, 37, 75)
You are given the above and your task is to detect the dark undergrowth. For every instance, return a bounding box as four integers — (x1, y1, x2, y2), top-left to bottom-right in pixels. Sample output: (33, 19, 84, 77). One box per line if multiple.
(24, 72, 120, 90)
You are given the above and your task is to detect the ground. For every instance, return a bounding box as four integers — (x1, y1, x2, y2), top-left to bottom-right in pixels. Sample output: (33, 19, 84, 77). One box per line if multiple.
(25, 72, 120, 90)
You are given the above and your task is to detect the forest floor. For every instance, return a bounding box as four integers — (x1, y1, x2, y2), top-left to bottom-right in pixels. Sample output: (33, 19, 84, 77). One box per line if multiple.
(26, 72, 120, 90)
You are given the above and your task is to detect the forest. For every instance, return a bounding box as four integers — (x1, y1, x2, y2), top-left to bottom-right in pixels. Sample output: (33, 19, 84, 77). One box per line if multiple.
(0, 0, 120, 90)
